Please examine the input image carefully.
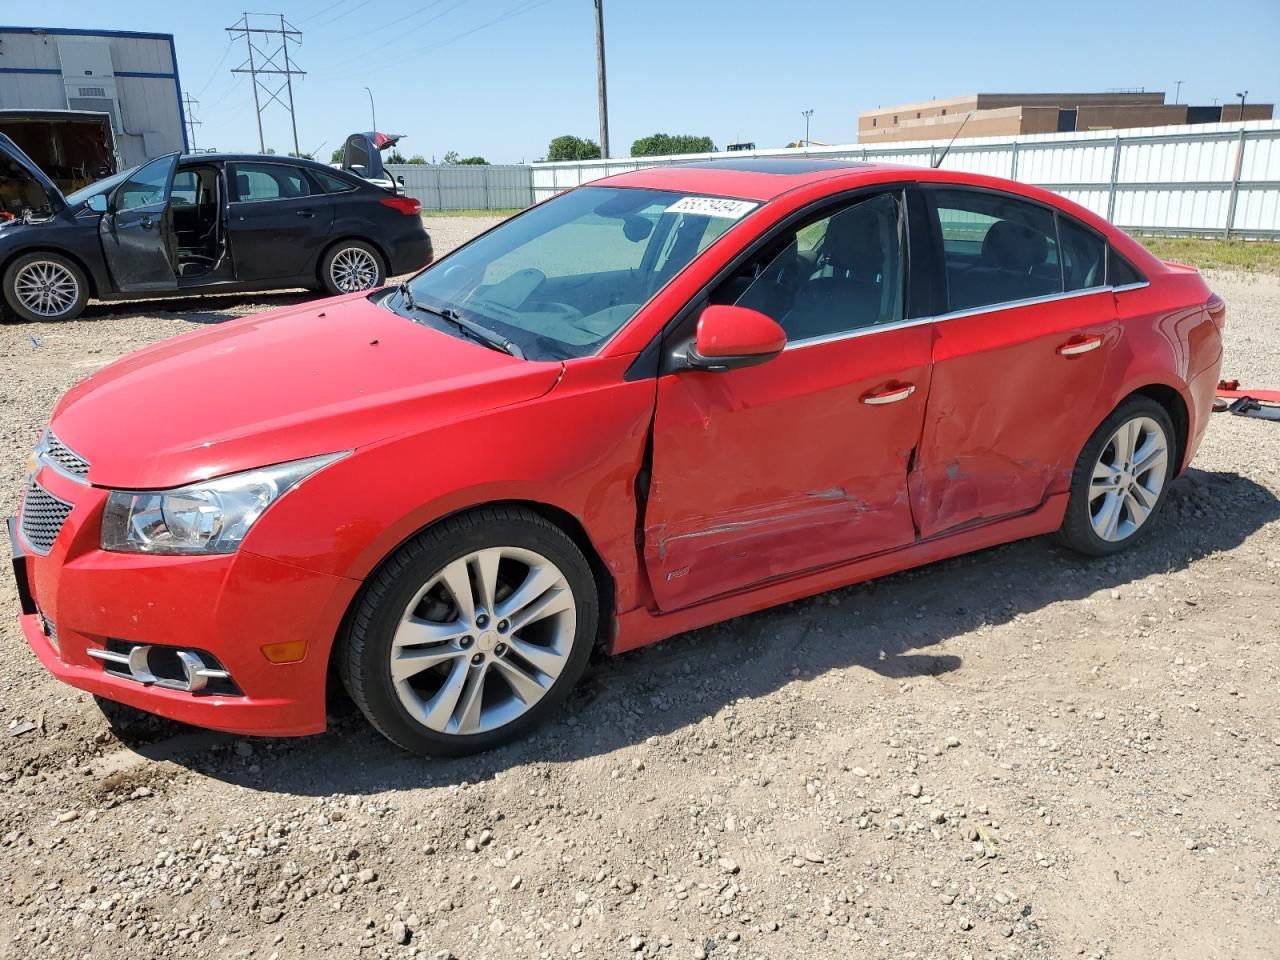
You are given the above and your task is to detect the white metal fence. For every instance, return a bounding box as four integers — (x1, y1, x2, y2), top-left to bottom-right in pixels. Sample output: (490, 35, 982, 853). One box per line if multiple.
(491, 120, 1277, 239)
(385, 163, 531, 211)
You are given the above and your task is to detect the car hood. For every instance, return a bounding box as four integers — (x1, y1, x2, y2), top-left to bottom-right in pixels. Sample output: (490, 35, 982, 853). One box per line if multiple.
(49, 293, 563, 489)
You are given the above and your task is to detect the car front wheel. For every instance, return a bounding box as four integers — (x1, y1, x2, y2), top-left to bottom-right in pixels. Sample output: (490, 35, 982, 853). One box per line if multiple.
(339, 507, 598, 756)
(1058, 396, 1175, 556)
(3, 252, 89, 322)
(320, 240, 384, 295)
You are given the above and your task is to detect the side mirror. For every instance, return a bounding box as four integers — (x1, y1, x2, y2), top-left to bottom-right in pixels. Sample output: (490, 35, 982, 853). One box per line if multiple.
(87, 193, 108, 213)
(685, 305, 787, 372)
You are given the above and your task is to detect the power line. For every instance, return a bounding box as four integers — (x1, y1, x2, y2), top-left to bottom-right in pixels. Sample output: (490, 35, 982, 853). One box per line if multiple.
(227, 12, 306, 154)
(182, 93, 202, 149)
(193, 39, 235, 98)
(310, 0, 377, 30)
(341, 0, 462, 43)
(298, 0, 348, 22)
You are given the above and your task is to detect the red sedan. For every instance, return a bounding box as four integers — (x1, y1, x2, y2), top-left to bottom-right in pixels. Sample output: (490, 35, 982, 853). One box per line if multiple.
(11, 159, 1224, 756)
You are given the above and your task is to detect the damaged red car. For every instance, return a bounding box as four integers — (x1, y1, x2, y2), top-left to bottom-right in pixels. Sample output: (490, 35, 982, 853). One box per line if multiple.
(11, 158, 1225, 756)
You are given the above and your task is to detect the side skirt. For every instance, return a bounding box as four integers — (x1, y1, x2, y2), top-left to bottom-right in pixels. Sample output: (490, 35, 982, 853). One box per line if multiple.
(610, 492, 1069, 654)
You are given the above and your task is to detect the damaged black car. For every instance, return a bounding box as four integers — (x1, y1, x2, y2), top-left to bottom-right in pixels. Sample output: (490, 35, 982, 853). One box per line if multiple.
(0, 132, 431, 322)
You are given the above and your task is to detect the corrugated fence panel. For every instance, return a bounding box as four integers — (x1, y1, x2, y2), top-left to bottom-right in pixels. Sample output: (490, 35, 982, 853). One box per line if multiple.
(418, 121, 1280, 236)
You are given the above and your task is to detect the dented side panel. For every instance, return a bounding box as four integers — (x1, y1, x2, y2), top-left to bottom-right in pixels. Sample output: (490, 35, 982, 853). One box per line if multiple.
(908, 289, 1119, 538)
(642, 325, 932, 611)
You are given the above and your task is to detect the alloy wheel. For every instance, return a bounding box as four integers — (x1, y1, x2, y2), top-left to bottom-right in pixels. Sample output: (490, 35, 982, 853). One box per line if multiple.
(390, 546, 576, 736)
(1089, 415, 1169, 542)
(13, 260, 80, 318)
(329, 247, 380, 292)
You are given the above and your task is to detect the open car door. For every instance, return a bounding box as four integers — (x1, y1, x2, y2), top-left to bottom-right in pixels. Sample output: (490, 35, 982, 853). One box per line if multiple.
(340, 131, 403, 190)
(99, 152, 179, 291)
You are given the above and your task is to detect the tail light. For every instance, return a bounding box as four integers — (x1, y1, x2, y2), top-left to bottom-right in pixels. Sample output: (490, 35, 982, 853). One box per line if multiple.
(1206, 292, 1227, 329)
(380, 196, 421, 215)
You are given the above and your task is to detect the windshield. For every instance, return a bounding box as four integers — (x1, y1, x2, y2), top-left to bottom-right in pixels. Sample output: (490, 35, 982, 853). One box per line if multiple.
(65, 166, 135, 207)
(398, 186, 756, 361)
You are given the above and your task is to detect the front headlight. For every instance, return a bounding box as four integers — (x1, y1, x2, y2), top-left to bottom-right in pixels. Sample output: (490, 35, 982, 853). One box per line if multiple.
(100, 453, 346, 555)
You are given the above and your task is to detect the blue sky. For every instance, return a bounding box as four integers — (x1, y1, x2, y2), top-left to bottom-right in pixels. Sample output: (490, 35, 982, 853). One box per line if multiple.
(21, 0, 1280, 162)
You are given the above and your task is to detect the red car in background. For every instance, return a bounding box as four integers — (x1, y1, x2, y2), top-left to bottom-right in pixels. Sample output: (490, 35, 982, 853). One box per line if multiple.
(11, 158, 1224, 756)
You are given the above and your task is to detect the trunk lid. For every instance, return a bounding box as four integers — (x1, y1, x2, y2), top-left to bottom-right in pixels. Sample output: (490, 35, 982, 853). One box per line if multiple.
(0, 131, 66, 218)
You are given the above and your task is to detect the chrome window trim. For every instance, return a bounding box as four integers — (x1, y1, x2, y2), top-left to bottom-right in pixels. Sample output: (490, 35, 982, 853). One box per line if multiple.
(783, 283, 1130, 353)
(1112, 281, 1151, 293)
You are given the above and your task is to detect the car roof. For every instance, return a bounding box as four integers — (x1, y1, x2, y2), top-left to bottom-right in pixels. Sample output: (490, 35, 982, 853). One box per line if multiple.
(179, 153, 350, 174)
(594, 158, 912, 201)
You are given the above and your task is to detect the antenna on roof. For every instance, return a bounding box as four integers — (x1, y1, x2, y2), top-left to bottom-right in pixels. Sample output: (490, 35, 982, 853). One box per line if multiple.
(932, 112, 971, 169)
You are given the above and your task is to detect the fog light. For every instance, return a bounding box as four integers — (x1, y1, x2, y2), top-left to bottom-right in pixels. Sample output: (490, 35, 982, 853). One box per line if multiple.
(88, 641, 237, 695)
(260, 640, 307, 664)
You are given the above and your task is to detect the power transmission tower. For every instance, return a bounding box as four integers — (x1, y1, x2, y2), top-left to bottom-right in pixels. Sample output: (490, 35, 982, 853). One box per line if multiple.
(182, 93, 202, 150)
(593, 0, 609, 159)
(226, 13, 304, 155)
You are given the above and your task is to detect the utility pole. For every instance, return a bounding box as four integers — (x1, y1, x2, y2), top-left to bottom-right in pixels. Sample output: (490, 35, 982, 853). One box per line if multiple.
(593, 0, 610, 158)
(182, 93, 201, 150)
(1173, 79, 1183, 104)
(801, 109, 814, 148)
(226, 13, 305, 155)
(364, 87, 377, 130)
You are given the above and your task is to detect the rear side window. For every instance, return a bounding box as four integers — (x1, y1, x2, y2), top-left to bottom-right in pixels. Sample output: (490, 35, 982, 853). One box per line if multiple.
(1058, 216, 1106, 291)
(1107, 247, 1144, 286)
(311, 168, 358, 194)
(230, 163, 312, 202)
(931, 189, 1061, 311)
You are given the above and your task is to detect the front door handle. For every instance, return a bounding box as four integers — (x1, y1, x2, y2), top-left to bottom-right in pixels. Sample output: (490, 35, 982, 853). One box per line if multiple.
(861, 383, 916, 405)
(296, 209, 315, 218)
(139, 216, 154, 230)
(1057, 334, 1103, 356)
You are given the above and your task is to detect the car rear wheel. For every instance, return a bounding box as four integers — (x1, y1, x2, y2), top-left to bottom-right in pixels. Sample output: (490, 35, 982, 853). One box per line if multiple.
(3, 252, 89, 322)
(1057, 396, 1175, 556)
(320, 240, 384, 295)
(339, 507, 598, 757)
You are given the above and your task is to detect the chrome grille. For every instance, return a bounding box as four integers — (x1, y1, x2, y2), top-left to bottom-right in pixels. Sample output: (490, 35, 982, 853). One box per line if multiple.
(44, 432, 90, 479)
(19, 481, 73, 555)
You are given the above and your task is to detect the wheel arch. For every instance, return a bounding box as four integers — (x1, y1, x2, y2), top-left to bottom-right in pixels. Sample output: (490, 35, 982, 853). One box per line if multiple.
(315, 234, 391, 285)
(327, 498, 618, 679)
(1127, 383, 1190, 474)
(1, 245, 102, 298)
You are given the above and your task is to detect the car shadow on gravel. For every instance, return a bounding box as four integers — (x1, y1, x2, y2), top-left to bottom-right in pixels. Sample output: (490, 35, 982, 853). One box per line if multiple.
(106, 466, 1279, 795)
(76, 291, 317, 325)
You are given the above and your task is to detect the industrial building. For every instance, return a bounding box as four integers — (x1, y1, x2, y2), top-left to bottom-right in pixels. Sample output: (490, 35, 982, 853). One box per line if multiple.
(0, 25, 186, 167)
(858, 91, 1274, 144)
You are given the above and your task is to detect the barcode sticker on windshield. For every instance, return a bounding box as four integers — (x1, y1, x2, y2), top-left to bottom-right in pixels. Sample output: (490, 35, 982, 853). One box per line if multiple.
(665, 196, 758, 220)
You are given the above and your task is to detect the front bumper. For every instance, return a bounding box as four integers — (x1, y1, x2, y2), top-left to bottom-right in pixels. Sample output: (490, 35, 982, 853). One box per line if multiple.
(11, 466, 361, 737)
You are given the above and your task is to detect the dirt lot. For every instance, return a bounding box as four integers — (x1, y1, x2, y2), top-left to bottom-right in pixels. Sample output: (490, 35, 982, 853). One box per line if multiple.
(0, 218, 1277, 960)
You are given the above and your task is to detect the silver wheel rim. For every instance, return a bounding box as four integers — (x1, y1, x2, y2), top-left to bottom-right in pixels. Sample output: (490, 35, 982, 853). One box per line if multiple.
(13, 260, 79, 317)
(1089, 415, 1169, 542)
(391, 546, 576, 736)
(329, 247, 379, 292)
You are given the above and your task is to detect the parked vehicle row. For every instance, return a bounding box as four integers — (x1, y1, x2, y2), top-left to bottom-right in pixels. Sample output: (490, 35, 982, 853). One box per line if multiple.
(0, 131, 432, 322)
(11, 158, 1224, 756)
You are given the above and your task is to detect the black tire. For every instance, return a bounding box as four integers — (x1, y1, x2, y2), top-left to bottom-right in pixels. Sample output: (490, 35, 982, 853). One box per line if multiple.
(3, 252, 89, 322)
(318, 239, 385, 296)
(1057, 395, 1176, 557)
(339, 507, 599, 757)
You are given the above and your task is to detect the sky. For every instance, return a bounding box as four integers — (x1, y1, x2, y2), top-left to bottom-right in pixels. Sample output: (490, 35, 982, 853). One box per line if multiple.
(17, 0, 1280, 163)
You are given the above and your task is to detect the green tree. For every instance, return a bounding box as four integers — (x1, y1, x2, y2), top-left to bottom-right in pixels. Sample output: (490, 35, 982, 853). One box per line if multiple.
(630, 133, 715, 157)
(442, 150, 460, 164)
(386, 149, 407, 164)
(406, 154, 428, 164)
(545, 135, 601, 161)
(288, 150, 312, 160)
(456, 156, 488, 165)
(331, 147, 344, 163)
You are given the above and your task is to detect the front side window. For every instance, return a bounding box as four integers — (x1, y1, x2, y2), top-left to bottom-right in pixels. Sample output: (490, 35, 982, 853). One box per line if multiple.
(713, 191, 904, 342)
(113, 155, 174, 212)
(230, 163, 312, 202)
(401, 186, 752, 361)
(931, 189, 1060, 311)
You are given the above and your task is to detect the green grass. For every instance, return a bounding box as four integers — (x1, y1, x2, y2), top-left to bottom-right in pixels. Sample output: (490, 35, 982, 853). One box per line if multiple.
(1136, 236, 1280, 275)
(421, 208, 524, 219)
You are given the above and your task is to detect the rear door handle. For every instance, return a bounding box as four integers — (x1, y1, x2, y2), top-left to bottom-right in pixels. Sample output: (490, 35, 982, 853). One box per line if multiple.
(296, 209, 316, 218)
(1057, 334, 1103, 356)
(861, 383, 916, 405)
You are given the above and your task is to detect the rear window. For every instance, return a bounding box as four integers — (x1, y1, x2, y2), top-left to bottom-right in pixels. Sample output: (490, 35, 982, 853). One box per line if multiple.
(1107, 247, 1144, 286)
(230, 162, 312, 202)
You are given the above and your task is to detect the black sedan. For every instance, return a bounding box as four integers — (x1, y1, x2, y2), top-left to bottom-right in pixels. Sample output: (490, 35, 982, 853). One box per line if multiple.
(0, 133, 432, 322)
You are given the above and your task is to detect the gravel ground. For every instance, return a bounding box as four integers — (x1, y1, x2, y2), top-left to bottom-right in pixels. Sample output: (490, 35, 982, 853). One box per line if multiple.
(0, 218, 1277, 960)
